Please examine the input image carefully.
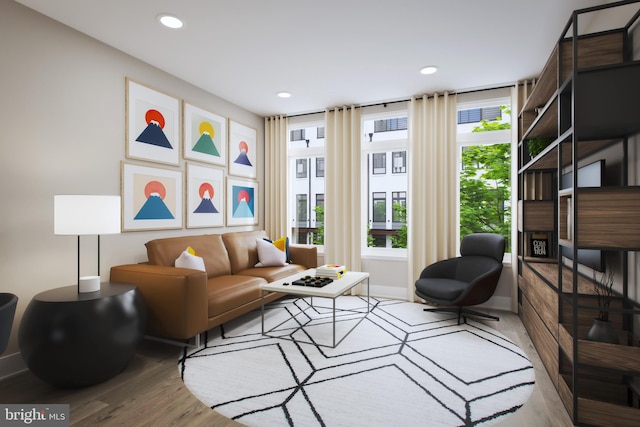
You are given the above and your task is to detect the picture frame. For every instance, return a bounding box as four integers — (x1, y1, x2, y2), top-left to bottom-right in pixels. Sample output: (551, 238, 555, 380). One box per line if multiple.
(186, 163, 224, 228)
(226, 177, 258, 226)
(228, 120, 257, 178)
(183, 102, 227, 166)
(121, 162, 183, 231)
(126, 78, 180, 166)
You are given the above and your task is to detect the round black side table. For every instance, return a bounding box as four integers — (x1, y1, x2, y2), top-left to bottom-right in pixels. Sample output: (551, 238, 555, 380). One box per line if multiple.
(19, 282, 146, 388)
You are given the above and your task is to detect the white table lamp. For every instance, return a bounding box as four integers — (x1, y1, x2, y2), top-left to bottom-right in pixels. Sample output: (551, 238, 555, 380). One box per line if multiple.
(54, 195, 121, 293)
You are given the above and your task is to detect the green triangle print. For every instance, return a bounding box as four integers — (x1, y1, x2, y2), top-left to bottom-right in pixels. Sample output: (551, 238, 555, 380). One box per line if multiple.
(193, 133, 220, 156)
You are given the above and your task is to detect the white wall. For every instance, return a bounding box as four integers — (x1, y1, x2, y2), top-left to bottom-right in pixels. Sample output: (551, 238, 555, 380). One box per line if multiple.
(0, 1, 264, 377)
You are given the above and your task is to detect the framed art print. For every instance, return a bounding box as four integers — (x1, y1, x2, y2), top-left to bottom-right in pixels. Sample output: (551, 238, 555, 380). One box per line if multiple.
(186, 163, 224, 228)
(228, 120, 257, 178)
(126, 78, 180, 165)
(226, 177, 258, 226)
(122, 162, 183, 231)
(183, 102, 227, 166)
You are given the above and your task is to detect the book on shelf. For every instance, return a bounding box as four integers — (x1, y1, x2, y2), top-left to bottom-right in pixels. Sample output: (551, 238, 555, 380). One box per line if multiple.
(316, 264, 347, 278)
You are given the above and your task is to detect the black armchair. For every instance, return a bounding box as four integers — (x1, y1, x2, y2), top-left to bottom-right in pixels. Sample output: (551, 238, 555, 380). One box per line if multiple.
(415, 233, 505, 324)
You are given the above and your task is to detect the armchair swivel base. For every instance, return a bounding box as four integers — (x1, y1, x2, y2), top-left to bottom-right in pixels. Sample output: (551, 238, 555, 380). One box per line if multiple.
(422, 306, 499, 325)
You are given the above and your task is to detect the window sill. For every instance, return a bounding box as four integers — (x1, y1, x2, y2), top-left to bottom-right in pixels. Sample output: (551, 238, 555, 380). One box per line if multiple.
(361, 248, 407, 261)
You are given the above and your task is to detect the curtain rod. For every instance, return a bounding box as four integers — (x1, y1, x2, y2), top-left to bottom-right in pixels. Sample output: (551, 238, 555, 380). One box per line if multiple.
(283, 83, 515, 119)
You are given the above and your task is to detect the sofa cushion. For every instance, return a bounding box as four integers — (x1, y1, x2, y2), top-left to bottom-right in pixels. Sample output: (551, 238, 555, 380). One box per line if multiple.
(255, 238, 287, 267)
(222, 230, 268, 274)
(238, 264, 306, 282)
(175, 247, 206, 271)
(265, 236, 291, 263)
(207, 275, 266, 318)
(146, 234, 231, 278)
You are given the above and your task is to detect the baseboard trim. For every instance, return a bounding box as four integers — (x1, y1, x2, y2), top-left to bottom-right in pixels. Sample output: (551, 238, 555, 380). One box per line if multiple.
(477, 296, 512, 312)
(0, 352, 27, 381)
(369, 285, 409, 300)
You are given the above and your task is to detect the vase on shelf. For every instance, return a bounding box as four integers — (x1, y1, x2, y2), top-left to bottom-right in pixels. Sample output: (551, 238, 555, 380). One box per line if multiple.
(586, 318, 619, 344)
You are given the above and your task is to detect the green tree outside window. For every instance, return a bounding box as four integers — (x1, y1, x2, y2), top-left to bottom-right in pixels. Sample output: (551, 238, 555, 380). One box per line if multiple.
(460, 106, 511, 252)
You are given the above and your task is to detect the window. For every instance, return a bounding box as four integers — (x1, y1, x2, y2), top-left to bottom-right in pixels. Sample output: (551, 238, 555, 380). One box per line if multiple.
(457, 106, 503, 124)
(392, 191, 406, 222)
(363, 110, 408, 250)
(392, 151, 406, 173)
(372, 192, 386, 223)
(288, 119, 325, 245)
(372, 153, 386, 174)
(296, 159, 307, 178)
(290, 129, 306, 141)
(316, 157, 325, 177)
(374, 117, 408, 132)
(457, 100, 512, 254)
(296, 194, 308, 223)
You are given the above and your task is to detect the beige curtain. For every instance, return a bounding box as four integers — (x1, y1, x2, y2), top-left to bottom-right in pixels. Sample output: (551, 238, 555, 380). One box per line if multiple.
(264, 115, 288, 238)
(324, 106, 362, 273)
(407, 92, 458, 301)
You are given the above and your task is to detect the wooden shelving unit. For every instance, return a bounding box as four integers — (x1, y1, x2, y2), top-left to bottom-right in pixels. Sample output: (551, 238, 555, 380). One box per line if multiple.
(517, 1, 640, 425)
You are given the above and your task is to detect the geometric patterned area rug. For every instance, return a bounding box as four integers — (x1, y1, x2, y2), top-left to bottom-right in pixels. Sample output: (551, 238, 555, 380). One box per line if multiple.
(180, 296, 535, 427)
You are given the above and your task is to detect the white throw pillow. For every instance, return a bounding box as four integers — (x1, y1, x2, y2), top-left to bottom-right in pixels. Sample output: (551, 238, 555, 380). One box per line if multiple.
(255, 238, 287, 267)
(175, 249, 206, 271)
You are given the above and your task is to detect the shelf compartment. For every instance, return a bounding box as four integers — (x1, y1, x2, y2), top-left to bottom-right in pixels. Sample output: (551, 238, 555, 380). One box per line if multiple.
(559, 264, 602, 295)
(565, 187, 640, 249)
(520, 30, 626, 144)
(558, 373, 640, 427)
(520, 44, 558, 120)
(559, 323, 640, 372)
(574, 61, 640, 140)
(517, 200, 554, 232)
(523, 96, 558, 141)
(559, 30, 625, 82)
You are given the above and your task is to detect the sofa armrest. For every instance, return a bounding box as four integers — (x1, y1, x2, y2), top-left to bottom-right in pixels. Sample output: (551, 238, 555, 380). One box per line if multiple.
(289, 244, 318, 269)
(110, 264, 208, 340)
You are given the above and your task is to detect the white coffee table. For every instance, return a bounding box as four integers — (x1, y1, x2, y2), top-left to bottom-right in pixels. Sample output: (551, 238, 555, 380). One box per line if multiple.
(261, 269, 370, 347)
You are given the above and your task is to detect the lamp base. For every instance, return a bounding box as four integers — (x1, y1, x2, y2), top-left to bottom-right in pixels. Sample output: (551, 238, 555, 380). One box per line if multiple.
(79, 276, 100, 293)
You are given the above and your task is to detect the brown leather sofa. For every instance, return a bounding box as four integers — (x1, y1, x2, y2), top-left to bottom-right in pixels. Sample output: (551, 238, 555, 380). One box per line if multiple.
(110, 230, 317, 341)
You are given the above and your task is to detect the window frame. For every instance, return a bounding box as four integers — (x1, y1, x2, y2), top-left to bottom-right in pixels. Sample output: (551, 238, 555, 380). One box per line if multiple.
(288, 115, 326, 248)
(456, 96, 512, 257)
(361, 106, 408, 255)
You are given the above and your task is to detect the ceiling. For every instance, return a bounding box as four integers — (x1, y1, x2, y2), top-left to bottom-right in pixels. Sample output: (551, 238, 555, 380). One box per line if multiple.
(15, 0, 614, 117)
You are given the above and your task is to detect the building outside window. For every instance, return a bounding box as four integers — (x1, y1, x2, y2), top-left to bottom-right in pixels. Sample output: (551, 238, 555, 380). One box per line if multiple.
(363, 111, 408, 249)
(289, 119, 325, 245)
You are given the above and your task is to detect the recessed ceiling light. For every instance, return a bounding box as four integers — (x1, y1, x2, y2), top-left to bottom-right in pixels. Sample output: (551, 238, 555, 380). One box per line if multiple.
(158, 14, 184, 29)
(420, 66, 438, 75)
(277, 92, 292, 98)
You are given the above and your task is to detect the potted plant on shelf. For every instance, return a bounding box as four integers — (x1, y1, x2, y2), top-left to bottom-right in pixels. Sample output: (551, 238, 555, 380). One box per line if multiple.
(527, 137, 553, 159)
(586, 269, 619, 344)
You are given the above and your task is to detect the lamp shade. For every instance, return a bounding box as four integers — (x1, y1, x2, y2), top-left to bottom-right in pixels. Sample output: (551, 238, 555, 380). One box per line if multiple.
(54, 195, 121, 235)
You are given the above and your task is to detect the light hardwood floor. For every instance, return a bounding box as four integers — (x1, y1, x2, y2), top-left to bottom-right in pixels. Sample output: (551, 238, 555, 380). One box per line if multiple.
(0, 309, 572, 426)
